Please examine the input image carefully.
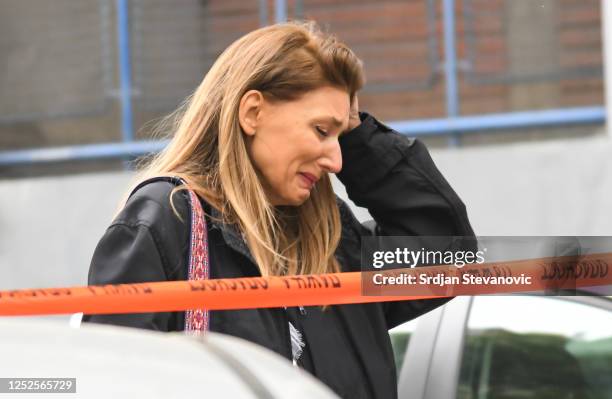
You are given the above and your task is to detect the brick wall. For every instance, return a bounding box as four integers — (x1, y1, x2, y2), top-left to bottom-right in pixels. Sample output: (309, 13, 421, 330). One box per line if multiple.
(0, 0, 605, 177)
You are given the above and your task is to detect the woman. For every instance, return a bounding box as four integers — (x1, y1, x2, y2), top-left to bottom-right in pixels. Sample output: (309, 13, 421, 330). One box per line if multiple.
(83, 21, 475, 398)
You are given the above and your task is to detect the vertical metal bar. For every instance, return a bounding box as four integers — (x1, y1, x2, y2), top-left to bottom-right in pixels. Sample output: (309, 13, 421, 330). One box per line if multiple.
(117, 0, 134, 144)
(443, 0, 461, 146)
(275, 0, 287, 23)
(259, 0, 268, 27)
(602, 0, 612, 138)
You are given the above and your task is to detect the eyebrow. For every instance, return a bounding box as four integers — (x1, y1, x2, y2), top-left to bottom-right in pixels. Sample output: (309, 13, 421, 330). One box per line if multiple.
(314, 115, 349, 133)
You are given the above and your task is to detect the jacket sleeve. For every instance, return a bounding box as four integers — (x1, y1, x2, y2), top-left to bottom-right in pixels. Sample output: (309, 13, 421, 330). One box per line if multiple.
(81, 186, 189, 332)
(336, 112, 477, 330)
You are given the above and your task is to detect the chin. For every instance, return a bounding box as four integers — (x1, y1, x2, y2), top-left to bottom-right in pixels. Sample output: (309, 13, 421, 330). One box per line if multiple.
(270, 182, 312, 206)
(282, 191, 311, 207)
(286, 196, 309, 207)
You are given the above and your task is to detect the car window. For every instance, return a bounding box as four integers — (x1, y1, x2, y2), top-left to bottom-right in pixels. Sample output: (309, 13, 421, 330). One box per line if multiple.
(389, 319, 418, 372)
(457, 296, 612, 399)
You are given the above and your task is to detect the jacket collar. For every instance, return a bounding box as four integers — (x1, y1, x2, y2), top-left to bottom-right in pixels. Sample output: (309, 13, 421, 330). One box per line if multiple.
(133, 176, 258, 265)
(207, 205, 257, 265)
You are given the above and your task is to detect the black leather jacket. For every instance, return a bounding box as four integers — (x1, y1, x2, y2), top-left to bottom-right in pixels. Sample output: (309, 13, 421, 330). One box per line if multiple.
(83, 112, 476, 399)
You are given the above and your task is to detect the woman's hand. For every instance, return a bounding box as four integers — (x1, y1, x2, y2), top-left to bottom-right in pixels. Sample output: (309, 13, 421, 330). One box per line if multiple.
(346, 95, 361, 132)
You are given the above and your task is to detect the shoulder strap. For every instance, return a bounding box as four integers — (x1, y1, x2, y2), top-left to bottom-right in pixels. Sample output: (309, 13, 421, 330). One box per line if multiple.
(127, 176, 210, 334)
(184, 187, 210, 335)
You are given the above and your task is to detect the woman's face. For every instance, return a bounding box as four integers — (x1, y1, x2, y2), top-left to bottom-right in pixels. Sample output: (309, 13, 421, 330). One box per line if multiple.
(239, 86, 350, 206)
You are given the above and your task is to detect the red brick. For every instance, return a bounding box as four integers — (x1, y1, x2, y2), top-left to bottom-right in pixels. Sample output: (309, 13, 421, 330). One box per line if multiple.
(365, 64, 434, 85)
(304, 2, 426, 23)
(471, 36, 506, 55)
(352, 42, 431, 62)
(559, 6, 601, 26)
(559, 0, 598, 7)
(560, 78, 604, 94)
(460, 98, 508, 115)
(460, 83, 508, 99)
(205, 0, 260, 14)
(559, 92, 604, 107)
(467, 0, 505, 12)
(471, 57, 507, 75)
(560, 51, 602, 68)
(559, 27, 602, 48)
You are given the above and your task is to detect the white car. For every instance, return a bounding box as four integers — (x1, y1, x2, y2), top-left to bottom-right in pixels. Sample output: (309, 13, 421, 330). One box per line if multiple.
(0, 318, 339, 398)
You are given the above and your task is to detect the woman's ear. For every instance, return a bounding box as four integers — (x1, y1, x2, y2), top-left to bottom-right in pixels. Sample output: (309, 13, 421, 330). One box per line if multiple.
(239, 90, 263, 136)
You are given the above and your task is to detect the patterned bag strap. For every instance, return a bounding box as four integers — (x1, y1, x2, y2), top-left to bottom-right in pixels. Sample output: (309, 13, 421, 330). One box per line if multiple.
(184, 188, 210, 335)
(127, 176, 210, 334)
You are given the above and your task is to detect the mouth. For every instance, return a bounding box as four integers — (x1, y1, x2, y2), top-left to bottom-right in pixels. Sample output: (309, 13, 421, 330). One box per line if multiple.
(299, 172, 319, 188)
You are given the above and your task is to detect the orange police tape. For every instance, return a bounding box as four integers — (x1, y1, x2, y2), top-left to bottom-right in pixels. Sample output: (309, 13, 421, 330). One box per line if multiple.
(0, 252, 610, 316)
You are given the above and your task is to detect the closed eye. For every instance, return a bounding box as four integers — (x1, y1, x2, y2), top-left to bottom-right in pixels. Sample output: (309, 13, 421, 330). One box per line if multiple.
(315, 126, 329, 138)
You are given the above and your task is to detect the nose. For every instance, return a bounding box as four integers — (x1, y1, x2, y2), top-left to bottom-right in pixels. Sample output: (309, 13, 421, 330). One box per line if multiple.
(319, 139, 343, 174)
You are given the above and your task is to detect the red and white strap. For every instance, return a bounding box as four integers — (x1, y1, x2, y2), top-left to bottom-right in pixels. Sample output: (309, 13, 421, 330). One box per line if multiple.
(184, 189, 210, 334)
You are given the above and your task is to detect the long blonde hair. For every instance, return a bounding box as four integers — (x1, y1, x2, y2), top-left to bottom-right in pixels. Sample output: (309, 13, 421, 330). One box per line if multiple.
(131, 21, 365, 277)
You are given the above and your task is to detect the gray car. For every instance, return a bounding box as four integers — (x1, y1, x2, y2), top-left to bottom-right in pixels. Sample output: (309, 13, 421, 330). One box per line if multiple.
(390, 294, 612, 399)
